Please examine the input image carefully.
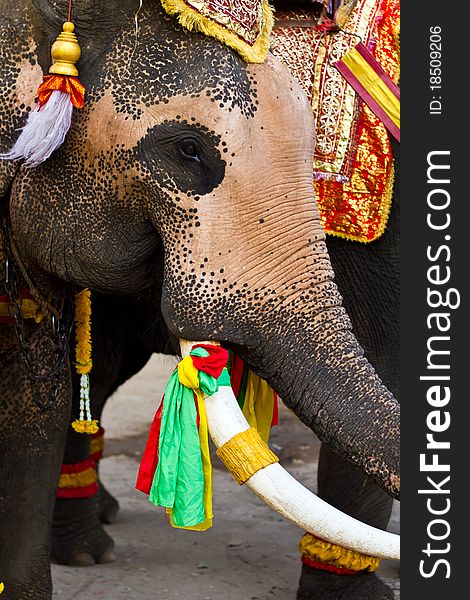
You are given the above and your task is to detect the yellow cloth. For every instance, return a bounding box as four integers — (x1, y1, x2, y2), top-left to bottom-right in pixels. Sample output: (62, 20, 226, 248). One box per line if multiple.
(177, 355, 200, 389)
(340, 46, 400, 129)
(58, 467, 97, 489)
(242, 371, 275, 444)
(0, 298, 43, 323)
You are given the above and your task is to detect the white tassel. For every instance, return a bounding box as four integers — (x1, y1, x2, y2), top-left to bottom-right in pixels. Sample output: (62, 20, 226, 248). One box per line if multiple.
(0, 91, 73, 168)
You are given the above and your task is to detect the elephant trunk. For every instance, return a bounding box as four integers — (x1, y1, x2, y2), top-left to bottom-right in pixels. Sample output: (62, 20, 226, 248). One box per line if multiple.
(238, 288, 400, 499)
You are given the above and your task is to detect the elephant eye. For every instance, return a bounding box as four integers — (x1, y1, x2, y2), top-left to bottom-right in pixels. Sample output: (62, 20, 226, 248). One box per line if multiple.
(179, 139, 201, 162)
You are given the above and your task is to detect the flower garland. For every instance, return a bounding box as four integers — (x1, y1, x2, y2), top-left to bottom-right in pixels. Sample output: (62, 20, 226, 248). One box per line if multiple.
(72, 289, 98, 434)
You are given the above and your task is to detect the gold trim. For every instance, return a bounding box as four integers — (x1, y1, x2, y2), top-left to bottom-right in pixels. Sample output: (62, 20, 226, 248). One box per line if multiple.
(216, 427, 278, 485)
(300, 532, 382, 571)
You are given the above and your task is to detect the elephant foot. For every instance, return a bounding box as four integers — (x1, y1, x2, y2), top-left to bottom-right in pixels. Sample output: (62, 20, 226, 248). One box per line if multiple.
(296, 564, 394, 600)
(97, 481, 120, 524)
(52, 497, 116, 567)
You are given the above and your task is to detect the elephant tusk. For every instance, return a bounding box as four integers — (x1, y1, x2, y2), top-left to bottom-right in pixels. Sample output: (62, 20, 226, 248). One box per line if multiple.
(180, 339, 400, 561)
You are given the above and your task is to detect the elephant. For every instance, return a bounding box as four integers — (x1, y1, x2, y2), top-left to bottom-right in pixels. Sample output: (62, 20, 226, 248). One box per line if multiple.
(0, 1, 400, 599)
(53, 140, 399, 599)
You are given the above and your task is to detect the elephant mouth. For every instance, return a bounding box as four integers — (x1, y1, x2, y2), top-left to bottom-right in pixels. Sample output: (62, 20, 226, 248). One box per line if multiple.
(179, 339, 400, 561)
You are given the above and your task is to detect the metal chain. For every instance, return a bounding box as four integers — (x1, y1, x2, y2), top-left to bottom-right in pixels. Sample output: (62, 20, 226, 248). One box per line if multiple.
(1, 214, 74, 411)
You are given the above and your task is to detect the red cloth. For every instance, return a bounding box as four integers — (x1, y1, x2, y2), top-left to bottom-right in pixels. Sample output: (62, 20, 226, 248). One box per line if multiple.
(57, 483, 98, 499)
(271, 391, 279, 427)
(38, 75, 85, 109)
(60, 458, 95, 474)
(301, 555, 357, 575)
(229, 352, 245, 398)
(57, 458, 97, 499)
(191, 344, 229, 379)
(135, 399, 164, 495)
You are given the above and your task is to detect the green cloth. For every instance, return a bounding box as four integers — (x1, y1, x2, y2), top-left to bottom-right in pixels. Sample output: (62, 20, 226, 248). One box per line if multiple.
(149, 347, 228, 527)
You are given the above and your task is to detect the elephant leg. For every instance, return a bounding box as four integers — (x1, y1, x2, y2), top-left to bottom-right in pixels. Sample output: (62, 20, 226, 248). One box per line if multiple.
(297, 444, 394, 599)
(51, 425, 116, 567)
(93, 435, 120, 525)
(52, 294, 165, 567)
(0, 327, 71, 600)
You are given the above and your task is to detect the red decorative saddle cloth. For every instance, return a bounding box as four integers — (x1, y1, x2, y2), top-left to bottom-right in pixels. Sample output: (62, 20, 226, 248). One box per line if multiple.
(271, 0, 400, 243)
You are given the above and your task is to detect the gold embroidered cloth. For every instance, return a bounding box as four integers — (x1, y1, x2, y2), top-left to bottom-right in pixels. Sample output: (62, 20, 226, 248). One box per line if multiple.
(160, 0, 273, 63)
(184, 0, 265, 45)
(271, 0, 400, 242)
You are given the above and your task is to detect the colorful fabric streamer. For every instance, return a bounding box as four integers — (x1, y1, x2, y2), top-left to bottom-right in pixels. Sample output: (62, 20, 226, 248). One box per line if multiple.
(136, 345, 229, 530)
(229, 352, 278, 443)
(136, 346, 278, 531)
(334, 42, 400, 141)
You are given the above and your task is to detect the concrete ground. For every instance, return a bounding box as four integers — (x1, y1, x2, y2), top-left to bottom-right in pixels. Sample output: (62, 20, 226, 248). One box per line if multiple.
(52, 355, 400, 599)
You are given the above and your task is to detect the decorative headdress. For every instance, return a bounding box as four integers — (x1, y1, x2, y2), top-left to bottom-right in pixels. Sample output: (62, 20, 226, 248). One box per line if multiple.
(160, 0, 274, 63)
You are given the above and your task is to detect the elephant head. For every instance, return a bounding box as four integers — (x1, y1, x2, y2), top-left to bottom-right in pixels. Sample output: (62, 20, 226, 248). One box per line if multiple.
(2, 0, 399, 534)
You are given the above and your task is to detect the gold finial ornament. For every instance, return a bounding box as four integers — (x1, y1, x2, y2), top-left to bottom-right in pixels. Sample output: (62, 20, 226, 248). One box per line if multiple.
(49, 22, 81, 77)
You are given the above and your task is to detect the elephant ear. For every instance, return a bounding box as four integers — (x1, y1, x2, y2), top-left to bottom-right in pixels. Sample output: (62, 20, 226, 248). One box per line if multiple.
(0, 3, 43, 189)
(159, 0, 274, 63)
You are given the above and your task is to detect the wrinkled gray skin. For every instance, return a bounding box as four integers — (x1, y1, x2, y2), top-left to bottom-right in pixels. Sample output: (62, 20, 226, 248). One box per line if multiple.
(0, 1, 399, 598)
